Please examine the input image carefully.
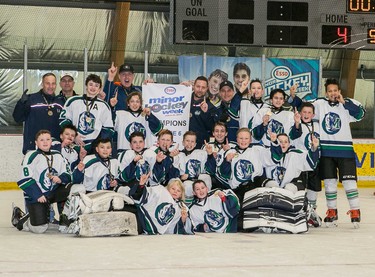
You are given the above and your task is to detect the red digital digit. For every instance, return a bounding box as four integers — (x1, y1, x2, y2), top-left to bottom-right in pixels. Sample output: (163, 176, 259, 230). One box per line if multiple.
(337, 27, 348, 43)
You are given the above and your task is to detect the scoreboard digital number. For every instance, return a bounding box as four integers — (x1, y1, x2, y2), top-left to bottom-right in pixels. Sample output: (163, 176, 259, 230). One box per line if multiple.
(171, 0, 375, 49)
(347, 0, 375, 13)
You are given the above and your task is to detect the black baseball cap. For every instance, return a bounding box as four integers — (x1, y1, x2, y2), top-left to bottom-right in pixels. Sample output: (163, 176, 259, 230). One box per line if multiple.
(119, 64, 134, 74)
(219, 80, 234, 90)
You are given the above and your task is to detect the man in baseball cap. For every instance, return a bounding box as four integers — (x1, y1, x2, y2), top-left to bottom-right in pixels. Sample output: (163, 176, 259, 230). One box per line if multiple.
(103, 62, 142, 114)
(118, 64, 135, 74)
(58, 71, 77, 103)
(217, 80, 240, 142)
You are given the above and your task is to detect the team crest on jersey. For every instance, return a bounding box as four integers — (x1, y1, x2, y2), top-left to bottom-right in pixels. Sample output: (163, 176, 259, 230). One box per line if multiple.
(267, 119, 284, 138)
(125, 122, 146, 142)
(234, 160, 254, 182)
(40, 168, 58, 191)
(78, 112, 95, 135)
(204, 209, 225, 231)
(135, 161, 150, 180)
(272, 166, 286, 184)
(304, 131, 320, 149)
(97, 174, 112, 190)
(215, 153, 223, 165)
(155, 202, 175, 225)
(322, 112, 341, 135)
(186, 159, 201, 178)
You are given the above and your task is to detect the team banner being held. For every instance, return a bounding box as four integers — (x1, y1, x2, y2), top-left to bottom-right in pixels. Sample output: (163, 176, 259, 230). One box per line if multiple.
(142, 83, 192, 147)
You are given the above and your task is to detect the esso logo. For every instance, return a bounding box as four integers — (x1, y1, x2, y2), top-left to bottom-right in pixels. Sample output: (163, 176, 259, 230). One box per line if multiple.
(272, 66, 291, 80)
(164, 86, 176, 95)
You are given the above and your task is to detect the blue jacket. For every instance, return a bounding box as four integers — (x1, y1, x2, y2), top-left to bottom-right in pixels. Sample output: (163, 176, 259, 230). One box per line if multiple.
(189, 95, 217, 148)
(103, 80, 142, 118)
(13, 90, 64, 154)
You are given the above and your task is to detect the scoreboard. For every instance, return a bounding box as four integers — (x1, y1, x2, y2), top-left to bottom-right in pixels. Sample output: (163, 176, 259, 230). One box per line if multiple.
(170, 0, 375, 50)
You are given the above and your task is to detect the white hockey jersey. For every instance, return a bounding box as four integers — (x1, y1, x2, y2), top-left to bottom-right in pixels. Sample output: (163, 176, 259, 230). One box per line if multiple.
(220, 145, 276, 189)
(131, 185, 194, 235)
(176, 149, 208, 179)
(117, 148, 157, 183)
(252, 108, 294, 146)
(266, 146, 319, 188)
(73, 154, 120, 192)
(290, 120, 320, 151)
(240, 98, 270, 131)
(189, 189, 240, 233)
(114, 110, 162, 150)
(60, 95, 114, 143)
(312, 97, 365, 158)
(18, 150, 71, 202)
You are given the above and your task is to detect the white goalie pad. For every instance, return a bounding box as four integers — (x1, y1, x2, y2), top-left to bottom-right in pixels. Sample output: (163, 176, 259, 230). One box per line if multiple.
(243, 187, 306, 213)
(79, 190, 134, 214)
(78, 212, 138, 237)
(243, 208, 308, 234)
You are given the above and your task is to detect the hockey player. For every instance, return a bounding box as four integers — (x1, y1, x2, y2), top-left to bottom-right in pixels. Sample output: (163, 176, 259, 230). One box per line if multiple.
(177, 131, 212, 202)
(129, 175, 194, 235)
(289, 102, 322, 227)
(151, 129, 180, 186)
(72, 138, 120, 192)
(189, 180, 240, 233)
(114, 91, 163, 151)
(11, 130, 72, 233)
(52, 124, 87, 171)
(313, 79, 365, 228)
(265, 132, 320, 193)
(239, 79, 271, 143)
(252, 88, 294, 146)
(59, 74, 114, 153)
(118, 131, 156, 187)
(203, 122, 236, 190)
(219, 128, 277, 204)
(286, 79, 365, 228)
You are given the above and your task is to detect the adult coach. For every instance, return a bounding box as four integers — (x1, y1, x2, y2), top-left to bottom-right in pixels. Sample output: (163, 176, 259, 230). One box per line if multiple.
(187, 76, 217, 148)
(57, 71, 77, 104)
(103, 62, 142, 113)
(13, 73, 64, 154)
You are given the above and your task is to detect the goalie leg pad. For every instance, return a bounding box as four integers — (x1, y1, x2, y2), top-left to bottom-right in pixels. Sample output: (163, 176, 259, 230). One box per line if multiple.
(243, 208, 308, 234)
(243, 187, 306, 213)
(79, 190, 134, 214)
(77, 211, 138, 237)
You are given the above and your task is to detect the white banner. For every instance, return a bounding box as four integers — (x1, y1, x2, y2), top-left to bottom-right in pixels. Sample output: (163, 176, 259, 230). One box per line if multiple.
(142, 83, 192, 148)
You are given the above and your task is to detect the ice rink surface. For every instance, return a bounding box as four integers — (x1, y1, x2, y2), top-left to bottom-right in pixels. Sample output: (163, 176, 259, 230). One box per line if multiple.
(1, 188, 375, 277)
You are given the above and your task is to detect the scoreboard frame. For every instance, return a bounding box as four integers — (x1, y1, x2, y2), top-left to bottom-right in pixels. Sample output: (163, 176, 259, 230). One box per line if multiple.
(170, 0, 375, 50)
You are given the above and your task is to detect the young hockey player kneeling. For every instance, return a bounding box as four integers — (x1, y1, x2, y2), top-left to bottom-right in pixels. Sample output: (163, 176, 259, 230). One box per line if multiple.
(189, 180, 240, 233)
(129, 175, 194, 235)
(12, 130, 71, 233)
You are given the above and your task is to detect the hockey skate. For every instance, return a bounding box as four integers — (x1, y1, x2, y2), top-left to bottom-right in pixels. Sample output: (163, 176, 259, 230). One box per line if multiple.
(11, 205, 25, 227)
(307, 206, 322, 228)
(324, 209, 338, 227)
(347, 209, 360, 229)
(58, 213, 74, 233)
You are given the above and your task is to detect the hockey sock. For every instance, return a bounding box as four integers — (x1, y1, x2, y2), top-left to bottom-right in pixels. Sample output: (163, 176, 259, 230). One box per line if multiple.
(306, 189, 317, 208)
(342, 180, 360, 210)
(324, 178, 337, 209)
